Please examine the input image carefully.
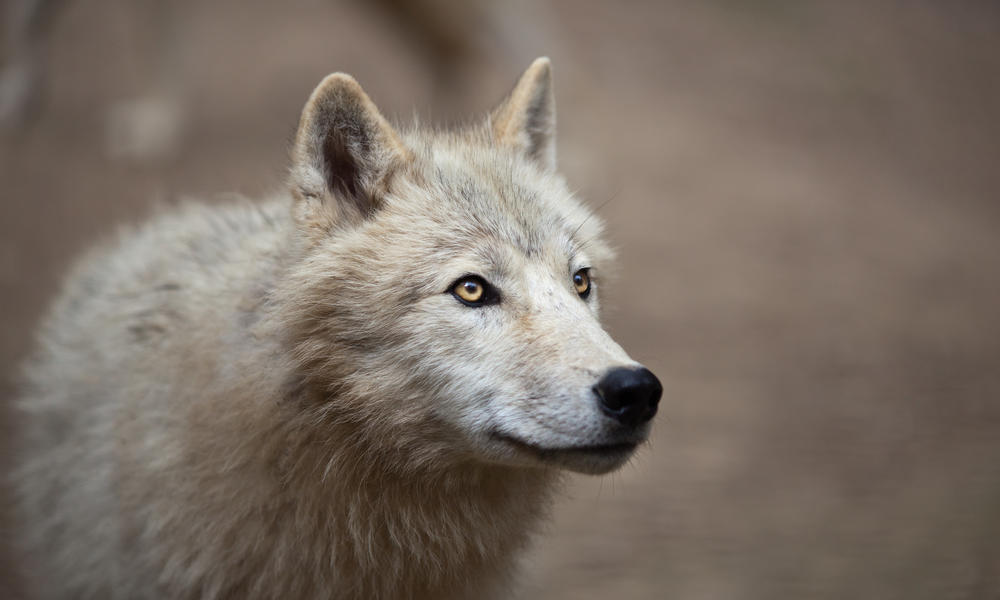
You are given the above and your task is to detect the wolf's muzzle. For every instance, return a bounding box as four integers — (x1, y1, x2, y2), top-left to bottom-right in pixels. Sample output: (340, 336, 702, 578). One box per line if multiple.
(593, 367, 661, 428)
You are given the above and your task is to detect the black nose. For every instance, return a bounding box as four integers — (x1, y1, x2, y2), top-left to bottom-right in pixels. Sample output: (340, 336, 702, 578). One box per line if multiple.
(593, 367, 662, 427)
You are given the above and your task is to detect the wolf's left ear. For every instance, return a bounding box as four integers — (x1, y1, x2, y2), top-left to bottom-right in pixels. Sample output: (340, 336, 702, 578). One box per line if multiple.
(491, 57, 556, 171)
(290, 73, 411, 234)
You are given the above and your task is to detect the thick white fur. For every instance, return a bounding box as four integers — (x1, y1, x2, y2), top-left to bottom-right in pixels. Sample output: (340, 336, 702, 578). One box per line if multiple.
(12, 58, 651, 599)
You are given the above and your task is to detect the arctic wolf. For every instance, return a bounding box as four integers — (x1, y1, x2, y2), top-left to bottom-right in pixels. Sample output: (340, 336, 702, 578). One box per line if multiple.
(12, 58, 661, 599)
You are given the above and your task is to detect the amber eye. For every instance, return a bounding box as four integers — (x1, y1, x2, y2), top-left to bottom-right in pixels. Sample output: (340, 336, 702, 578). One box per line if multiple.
(573, 268, 591, 298)
(455, 279, 483, 302)
(451, 276, 496, 306)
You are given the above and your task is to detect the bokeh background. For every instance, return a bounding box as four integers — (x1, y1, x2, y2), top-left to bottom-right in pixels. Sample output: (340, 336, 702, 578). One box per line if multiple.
(2, 1, 999, 598)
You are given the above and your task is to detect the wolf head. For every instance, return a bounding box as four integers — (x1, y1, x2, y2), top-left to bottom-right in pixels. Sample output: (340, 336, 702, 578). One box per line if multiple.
(281, 58, 660, 475)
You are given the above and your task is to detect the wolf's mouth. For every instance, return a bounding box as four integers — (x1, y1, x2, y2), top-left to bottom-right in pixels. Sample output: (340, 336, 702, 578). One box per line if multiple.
(490, 431, 639, 460)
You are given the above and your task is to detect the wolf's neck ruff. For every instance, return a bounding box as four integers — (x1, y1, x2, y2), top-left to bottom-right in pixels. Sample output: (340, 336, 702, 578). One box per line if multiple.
(270, 408, 558, 598)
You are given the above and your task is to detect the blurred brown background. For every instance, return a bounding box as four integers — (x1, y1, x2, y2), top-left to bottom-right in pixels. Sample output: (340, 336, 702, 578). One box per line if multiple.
(2, 1, 999, 598)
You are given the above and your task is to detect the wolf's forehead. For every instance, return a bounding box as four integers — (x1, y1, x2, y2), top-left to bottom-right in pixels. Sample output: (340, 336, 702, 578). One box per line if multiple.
(419, 153, 582, 256)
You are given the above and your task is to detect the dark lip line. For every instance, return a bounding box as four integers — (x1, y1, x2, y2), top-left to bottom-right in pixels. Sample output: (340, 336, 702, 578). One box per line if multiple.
(490, 431, 639, 457)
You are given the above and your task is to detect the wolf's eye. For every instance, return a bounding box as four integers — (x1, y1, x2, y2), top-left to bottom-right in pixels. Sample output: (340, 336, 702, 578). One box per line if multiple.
(572, 269, 591, 299)
(450, 276, 496, 307)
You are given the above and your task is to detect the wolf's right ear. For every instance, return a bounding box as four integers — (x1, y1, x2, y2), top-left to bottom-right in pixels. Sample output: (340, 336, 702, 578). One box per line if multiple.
(290, 73, 410, 235)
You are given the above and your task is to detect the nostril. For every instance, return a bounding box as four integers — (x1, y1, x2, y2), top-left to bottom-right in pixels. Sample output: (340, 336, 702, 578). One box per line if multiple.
(594, 366, 662, 427)
(592, 383, 622, 411)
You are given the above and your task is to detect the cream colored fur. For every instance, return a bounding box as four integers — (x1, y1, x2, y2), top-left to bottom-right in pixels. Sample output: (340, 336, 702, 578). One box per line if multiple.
(12, 58, 654, 599)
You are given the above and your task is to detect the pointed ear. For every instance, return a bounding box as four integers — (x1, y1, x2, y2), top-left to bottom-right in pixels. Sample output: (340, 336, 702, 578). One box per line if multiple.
(290, 73, 410, 234)
(490, 57, 556, 170)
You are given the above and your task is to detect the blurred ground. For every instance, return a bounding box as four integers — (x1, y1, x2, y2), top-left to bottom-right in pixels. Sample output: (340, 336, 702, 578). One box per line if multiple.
(2, 1, 999, 598)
